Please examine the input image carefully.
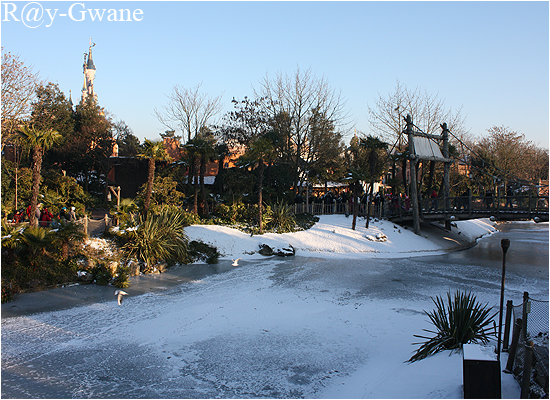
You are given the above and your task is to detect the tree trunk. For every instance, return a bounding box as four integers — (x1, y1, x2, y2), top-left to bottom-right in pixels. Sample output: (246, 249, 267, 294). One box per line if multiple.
(14, 165, 18, 212)
(365, 182, 374, 228)
(352, 182, 359, 230)
(258, 160, 265, 233)
(402, 157, 408, 196)
(62, 241, 69, 260)
(144, 158, 155, 217)
(426, 160, 435, 198)
(200, 155, 208, 217)
(193, 158, 199, 215)
(29, 146, 43, 227)
(188, 156, 196, 186)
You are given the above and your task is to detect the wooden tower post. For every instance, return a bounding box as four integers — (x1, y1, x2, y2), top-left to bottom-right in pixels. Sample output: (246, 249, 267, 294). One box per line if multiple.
(441, 123, 451, 230)
(406, 114, 421, 235)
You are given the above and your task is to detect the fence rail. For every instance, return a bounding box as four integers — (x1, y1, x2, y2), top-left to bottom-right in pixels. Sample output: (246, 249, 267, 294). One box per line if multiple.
(6, 214, 113, 236)
(293, 194, 549, 222)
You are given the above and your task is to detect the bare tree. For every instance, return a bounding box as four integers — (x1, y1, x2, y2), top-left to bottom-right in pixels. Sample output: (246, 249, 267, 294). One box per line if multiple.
(367, 80, 468, 195)
(367, 80, 468, 147)
(254, 66, 350, 191)
(473, 126, 549, 187)
(1, 49, 42, 149)
(154, 82, 223, 142)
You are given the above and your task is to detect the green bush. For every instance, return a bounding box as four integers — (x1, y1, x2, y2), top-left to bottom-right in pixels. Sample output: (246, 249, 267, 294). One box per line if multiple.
(187, 240, 220, 264)
(294, 213, 319, 230)
(91, 264, 113, 286)
(408, 290, 497, 362)
(112, 265, 130, 288)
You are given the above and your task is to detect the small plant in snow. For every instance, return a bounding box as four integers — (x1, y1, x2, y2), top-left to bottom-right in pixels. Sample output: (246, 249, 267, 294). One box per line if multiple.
(408, 290, 497, 362)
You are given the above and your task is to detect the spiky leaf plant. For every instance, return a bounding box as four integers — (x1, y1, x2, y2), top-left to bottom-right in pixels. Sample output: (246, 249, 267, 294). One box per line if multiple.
(122, 206, 189, 272)
(268, 200, 296, 233)
(408, 290, 498, 362)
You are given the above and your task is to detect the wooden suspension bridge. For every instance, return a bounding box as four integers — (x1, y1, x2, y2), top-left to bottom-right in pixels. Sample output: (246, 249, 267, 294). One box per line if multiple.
(295, 114, 549, 232)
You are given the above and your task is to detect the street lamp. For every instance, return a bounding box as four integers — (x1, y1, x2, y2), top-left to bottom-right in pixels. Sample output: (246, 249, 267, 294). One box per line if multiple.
(497, 238, 510, 361)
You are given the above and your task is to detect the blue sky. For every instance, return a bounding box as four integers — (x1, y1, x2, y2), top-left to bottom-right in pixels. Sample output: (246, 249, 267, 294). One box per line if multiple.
(2, 1, 548, 148)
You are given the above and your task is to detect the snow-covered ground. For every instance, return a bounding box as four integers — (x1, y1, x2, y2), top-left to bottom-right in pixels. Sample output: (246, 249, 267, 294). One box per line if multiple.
(3, 216, 542, 398)
(184, 215, 496, 260)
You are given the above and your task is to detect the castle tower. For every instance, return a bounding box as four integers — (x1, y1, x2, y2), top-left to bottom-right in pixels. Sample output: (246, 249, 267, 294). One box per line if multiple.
(81, 39, 97, 103)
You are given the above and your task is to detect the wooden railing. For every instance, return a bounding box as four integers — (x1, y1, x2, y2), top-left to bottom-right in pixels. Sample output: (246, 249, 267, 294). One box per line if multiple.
(292, 194, 549, 222)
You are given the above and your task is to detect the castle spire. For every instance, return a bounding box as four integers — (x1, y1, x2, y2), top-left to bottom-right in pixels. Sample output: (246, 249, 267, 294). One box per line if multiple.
(81, 38, 97, 103)
(87, 38, 96, 70)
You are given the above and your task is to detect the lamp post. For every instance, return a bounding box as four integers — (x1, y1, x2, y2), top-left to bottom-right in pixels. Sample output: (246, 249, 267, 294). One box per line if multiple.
(497, 238, 510, 361)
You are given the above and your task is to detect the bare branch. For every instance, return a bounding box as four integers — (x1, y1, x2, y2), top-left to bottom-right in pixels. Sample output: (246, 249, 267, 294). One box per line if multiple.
(154, 82, 224, 142)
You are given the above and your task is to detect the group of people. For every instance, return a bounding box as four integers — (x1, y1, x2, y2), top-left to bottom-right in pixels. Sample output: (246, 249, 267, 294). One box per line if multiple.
(11, 204, 77, 227)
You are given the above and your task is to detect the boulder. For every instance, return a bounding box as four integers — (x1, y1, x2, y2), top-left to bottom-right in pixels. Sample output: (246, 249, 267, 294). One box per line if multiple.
(274, 244, 296, 257)
(127, 260, 140, 276)
(258, 244, 274, 256)
(76, 271, 93, 283)
(258, 243, 295, 257)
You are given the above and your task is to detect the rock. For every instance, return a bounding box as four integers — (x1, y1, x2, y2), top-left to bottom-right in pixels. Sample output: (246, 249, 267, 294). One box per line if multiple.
(76, 271, 93, 283)
(259, 243, 295, 256)
(157, 262, 168, 273)
(108, 261, 118, 275)
(127, 260, 140, 276)
(258, 244, 274, 256)
(376, 233, 388, 241)
(274, 244, 295, 256)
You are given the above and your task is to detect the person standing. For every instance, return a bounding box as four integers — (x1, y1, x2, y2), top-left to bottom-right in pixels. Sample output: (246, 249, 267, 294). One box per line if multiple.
(69, 207, 76, 222)
(429, 190, 438, 211)
(58, 207, 67, 222)
(39, 207, 52, 227)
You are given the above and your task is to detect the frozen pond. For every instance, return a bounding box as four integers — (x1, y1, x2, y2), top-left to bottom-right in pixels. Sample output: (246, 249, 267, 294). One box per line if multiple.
(1, 221, 547, 398)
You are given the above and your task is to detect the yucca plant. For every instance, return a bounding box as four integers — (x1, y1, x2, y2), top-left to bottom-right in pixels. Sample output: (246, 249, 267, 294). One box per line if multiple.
(268, 201, 296, 233)
(122, 206, 189, 272)
(408, 290, 498, 362)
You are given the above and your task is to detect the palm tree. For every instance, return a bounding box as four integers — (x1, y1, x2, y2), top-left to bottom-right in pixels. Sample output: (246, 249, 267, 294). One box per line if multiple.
(359, 136, 389, 228)
(195, 133, 216, 217)
(243, 132, 278, 233)
(183, 138, 201, 214)
(18, 125, 62, 226)
(20, 225, 53, 258)
(52, 220, 86, 260)
(139, 139, 172, 217)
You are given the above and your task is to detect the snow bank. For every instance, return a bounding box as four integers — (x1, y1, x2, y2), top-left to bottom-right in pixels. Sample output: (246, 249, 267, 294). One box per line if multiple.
(185, 216, 496, 260)
(455, 218, 497, 242)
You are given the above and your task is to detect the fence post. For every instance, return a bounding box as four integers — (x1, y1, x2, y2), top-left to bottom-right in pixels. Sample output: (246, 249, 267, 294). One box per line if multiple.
(521, 340, 534, 399)
(522, 291, 529, 341)
(84, 215, 88, 236)
(505, 318, 523, 373)
(503, 300, 513, 352)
